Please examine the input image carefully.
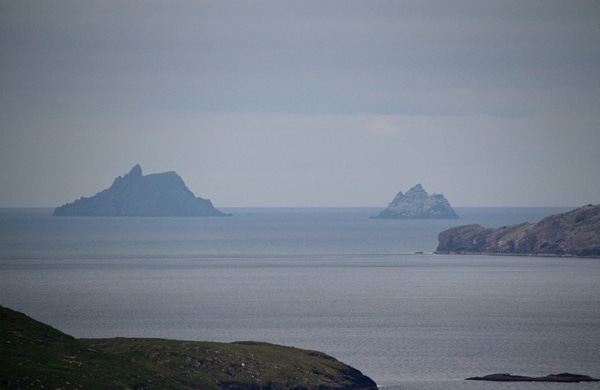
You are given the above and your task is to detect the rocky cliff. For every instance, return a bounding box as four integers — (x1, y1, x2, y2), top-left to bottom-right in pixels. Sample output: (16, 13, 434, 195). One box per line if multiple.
(53, 165, 228, 216)
(372, 184, 459, 219)
(436, 204, 600, 257)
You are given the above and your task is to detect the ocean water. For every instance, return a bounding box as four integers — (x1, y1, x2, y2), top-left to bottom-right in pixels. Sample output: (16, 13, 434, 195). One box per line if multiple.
(1, 207, 599, 389)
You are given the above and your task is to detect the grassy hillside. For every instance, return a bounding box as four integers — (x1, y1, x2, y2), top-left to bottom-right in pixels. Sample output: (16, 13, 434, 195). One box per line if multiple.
(0, 305, 377, 390)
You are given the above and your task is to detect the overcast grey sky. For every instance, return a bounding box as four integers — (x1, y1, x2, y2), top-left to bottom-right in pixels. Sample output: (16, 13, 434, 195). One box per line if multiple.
(1, 1, 599, 207)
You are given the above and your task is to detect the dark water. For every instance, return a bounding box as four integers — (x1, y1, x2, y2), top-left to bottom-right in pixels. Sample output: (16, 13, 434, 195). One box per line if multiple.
(1, 207, 599, 389)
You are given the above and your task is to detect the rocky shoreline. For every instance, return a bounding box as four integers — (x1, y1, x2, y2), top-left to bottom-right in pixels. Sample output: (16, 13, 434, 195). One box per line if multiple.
(436, 204, 600, 257)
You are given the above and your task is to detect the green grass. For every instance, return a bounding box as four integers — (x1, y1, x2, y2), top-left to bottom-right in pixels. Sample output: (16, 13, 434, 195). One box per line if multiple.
(0, 305, 376, 390)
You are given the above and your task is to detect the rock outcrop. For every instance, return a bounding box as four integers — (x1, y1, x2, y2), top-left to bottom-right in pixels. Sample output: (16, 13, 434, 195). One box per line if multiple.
(466, 373, 599, 383)
(53, 165, 228, 216)
(372, 184, 459, 219)
(436, 204, 600, 257)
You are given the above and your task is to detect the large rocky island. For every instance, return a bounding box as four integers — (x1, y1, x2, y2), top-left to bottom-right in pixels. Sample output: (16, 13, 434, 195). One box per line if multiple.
(372, 184, 459, 219)
(0, 305, 377, 390)
(53, 165, 228, 217)
(436, 204, 600, 257)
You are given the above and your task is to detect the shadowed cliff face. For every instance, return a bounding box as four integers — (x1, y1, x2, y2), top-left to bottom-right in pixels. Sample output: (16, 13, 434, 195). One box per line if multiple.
(53, 165, 228, 217)
(436, 204, 600, 257)
(372, 184, 459, 219)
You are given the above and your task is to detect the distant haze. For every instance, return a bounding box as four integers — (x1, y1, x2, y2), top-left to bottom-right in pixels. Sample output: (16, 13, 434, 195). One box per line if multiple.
(1, 1, 599, 207)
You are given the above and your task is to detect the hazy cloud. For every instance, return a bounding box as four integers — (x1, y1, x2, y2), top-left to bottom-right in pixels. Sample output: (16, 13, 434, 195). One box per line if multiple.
(1, 1, 599, 207)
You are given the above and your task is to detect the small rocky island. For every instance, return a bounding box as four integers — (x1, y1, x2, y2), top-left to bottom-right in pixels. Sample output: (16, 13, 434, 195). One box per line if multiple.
(372, 184, 459, 219)
(0, 305, 378, 390)
(53, 165, 229, 217)
(466, 373, 599, 383)
(436, 204, 600, 257)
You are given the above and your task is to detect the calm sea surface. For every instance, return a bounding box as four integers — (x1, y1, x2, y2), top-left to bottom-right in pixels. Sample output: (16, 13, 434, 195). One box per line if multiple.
(1, 207, 599, 389)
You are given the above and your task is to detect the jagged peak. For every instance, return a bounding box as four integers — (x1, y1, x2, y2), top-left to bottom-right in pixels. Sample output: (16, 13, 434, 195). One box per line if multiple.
(125, 164, 143, 179)
(406, 184, 428, 195)
(373, 183, 458, 219)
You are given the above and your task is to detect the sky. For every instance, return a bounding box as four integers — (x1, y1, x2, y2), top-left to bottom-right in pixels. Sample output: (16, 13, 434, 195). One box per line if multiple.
(1, 1, 599, 208)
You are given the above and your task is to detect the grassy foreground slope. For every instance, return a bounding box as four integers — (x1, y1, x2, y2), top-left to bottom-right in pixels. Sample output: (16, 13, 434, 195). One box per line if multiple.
(0, 305, 377, 390)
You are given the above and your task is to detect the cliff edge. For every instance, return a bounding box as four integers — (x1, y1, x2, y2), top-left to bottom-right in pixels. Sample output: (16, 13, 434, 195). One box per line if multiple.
(372, 184, 459, 219)
(53, 165, 228, 216)
(436, 204, 600, 257)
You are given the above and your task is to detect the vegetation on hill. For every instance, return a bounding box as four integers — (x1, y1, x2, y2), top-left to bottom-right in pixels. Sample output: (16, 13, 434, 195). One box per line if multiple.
(0, 305, 377, 390)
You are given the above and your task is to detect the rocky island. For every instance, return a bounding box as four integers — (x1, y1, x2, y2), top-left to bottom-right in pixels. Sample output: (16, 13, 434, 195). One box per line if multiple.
(436, 204, 600, 257)
(372, 184, 459, 219)
(0, 305, 378, 390)
(466, 373, 599, 383)
(53, 165, 229, 217)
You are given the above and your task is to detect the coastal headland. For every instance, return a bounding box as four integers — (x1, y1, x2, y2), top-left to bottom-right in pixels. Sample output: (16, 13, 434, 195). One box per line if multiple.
(436, 204, 600, 257)
(0, 305, 377, 390)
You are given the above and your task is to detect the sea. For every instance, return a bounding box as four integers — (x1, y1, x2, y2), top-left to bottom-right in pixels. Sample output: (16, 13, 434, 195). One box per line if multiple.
(1, 207, 599, 390)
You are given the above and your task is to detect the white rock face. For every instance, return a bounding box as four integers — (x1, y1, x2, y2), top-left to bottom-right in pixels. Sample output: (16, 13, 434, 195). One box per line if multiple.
(373, 184, 459, 219)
